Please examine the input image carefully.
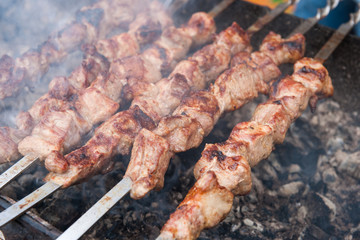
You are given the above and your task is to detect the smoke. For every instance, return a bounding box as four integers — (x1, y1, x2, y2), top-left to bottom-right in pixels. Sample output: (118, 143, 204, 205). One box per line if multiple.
(0, 0, 95, 126)
(0, 0, 94, 57)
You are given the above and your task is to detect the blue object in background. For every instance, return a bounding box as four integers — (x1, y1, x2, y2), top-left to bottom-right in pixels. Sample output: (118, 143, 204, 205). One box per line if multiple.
(294, 0, 360, 36)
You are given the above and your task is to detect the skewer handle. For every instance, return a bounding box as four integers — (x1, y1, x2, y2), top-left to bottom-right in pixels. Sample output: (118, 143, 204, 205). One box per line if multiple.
(315, 4, 360, 62)
(247, 0, 299, 36)
(167, 0, 190, 15)
(0, 155, 38, 190)
(315, 0, 341, 20)
(56, 177, 132, 240)
(0, 181, 60, 227)
(0, 196, 62, 238)
(289, 0, 341, 36)
(208, 0, 235, 18)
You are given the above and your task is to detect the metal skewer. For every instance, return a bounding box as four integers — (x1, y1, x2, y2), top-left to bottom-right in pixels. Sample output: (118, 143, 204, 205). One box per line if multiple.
(247, 0, 299, 35)
(164, 0, 189, 14)
(56, 177, 132, 240)
(0, 196, 62, 239)
(208, 0, 236, 18)
(166, 0, 191, 15)
(0, 181, 61, 226)
(314, 3, 360, 63)
(0, 155, 38, 189)
(289, 0, 341, 36)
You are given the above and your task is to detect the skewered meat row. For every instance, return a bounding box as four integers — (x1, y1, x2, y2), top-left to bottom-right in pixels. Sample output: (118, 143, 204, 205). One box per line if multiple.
(0, 0, 151, 100)
(0, 1, 173, 164)
(124, 32, 305, 199)
(158, 57, 334, 240)
(44, 22, 251, 188)
(16, 12, 217, 167)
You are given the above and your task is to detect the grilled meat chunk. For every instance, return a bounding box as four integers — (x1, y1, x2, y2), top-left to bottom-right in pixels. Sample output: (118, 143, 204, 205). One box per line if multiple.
(159, 171, 234, 240)
(125, 128, 173, 199)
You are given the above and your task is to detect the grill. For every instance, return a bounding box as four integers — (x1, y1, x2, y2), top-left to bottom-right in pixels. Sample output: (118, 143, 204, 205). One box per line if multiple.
(0, 0, 360, 239)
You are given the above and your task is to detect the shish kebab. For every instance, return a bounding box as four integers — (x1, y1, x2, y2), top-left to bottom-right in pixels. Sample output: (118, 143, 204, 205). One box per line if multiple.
(158, 7, 360, 240)
(0, 0, 173, 168)
(0, 0, 239, 225)
(0, 0, 338, 226)
(0, 0, 217, 189)
(0, 0, 340, 229)
(54, 1, 342, 238)
(0, 0, 160, 100)
(55, 2, 308, 239)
